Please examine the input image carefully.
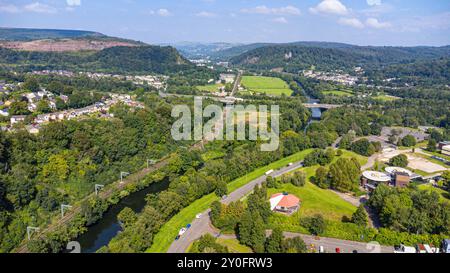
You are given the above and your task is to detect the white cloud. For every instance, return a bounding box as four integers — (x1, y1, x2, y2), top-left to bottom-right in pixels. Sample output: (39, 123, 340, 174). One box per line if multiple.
(367, 0, 381, 6)
(157, 8, 171, 17)
(66, 0, 81, 6)
(195, 11, 217, 18)
(24, 2, 57, 14)
(241, 5, 301, 16)
(272, 17, 288, 24)
(366, 18, 391, 29)
(0, 4, 20, 13)
(338, 17, 364, 29)
(309, 0, 348, 16)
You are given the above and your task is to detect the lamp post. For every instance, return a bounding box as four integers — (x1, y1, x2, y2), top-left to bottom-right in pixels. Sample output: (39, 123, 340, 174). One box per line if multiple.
(61, 204, 72, 218)
(120, 171, 130, 184)
(26, 226, 40, 240)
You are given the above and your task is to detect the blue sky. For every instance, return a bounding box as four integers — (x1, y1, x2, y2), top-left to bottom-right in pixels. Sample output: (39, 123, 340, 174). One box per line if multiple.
(1, 0, 449, 46)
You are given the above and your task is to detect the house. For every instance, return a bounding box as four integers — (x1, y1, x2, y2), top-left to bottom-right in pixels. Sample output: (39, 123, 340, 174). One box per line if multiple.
(438, 141, 450, 150)
(361, 171, 391, 191)
(269, 193, 300, 215)
(10, 115, 26, 125)
(394, 172, 411, 188)
(442, 145, 450, 156)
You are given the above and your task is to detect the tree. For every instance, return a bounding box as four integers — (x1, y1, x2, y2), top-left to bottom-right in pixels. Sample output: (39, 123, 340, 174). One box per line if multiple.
(314, 166, 329, 189)
(282, 237, 307, 253)
(238, 211, 266, 253)
(307, 214, 326, 235)
(427, 139, 437, 152)
(401, 135, 417, 147)
(214, 180, 227, 197)
(189, 234, 228, 253)
(290, 171, 306, 187)
(328, 158, 361, 192)
(389, 154, 408, 167)
(22, 77, 40, 92)
(388, 135, 397, 144)
(117, 207, 137, 228)
(351, 138, 376, 156)
(351, 205, 368, 227)
(265, 227, 283, 253)
(9, 101, 30, 115)
(36, 100, 52, 114)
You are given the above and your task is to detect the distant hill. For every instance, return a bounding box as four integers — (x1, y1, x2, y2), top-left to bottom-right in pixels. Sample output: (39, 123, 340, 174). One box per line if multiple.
(0, 27, 143, 52)
(229, 43, 450, 72)
(0, 45, 193, 74)
(0, 27, 105, 41)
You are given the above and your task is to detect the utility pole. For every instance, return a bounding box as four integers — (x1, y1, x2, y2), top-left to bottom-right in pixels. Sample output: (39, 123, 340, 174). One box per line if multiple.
(27, 226, 40, 240)
(61, 204, 72, 218)
(95, 184, 104, 196)
(120, 171, 130, 184)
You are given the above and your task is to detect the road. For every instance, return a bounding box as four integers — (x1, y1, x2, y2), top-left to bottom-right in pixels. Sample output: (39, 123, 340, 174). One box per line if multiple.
(230, 71, 242, 97)
(167, 161, 305, 253)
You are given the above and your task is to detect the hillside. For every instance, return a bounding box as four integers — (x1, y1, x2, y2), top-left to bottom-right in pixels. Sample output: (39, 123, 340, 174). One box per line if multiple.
(230, 43, 450, 74)
(0, 45, 193, 74)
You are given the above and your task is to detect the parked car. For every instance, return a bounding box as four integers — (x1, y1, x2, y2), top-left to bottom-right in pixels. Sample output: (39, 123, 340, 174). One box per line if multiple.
(319, 246, 324, 253)
(178, 227, 187, 236)
(335, 248, 341, 253)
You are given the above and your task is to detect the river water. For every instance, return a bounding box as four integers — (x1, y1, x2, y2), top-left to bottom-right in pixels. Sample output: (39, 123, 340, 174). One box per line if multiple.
(76, 179, 170, 253)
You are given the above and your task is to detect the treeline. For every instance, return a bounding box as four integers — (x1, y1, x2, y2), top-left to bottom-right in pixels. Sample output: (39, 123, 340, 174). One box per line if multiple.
(368, 184, 450, 235)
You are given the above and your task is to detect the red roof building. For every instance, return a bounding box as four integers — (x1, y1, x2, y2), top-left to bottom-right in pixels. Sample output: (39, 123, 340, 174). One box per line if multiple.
(270, 193, 301, 215)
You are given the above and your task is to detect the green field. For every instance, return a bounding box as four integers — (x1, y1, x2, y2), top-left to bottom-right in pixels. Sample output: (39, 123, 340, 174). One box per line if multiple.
(322, 90, 353, 97)
(240, 76, 293, 96)
(196, 83, 224, 93)
(372, 94, 400, 101)
(147, 149, 313, 253)
(217, 238, 253, 253)
(268, 181, 357, 222)
(268, 150, 368, 237)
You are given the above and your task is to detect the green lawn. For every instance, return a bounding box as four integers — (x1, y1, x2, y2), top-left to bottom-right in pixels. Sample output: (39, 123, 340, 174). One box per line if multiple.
(201, 150, 226, 161)
(147, 149, 313, 253)
(240, 76, 293, 96)
(268, 182, 357, 222)
(216, 238, 253, 253)
(322, 90, 353, 97)
(196, 83, 224, 93)
(268, 150, 367, 234)
(372, 94, 400, 101)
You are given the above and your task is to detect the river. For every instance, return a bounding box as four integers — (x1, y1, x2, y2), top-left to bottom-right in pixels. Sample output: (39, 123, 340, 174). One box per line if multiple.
(76, 179, 170, 253)
(304, 94, 323, 132)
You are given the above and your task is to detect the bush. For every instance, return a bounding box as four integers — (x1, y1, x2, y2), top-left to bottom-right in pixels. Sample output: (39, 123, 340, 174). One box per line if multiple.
(389, 154, 408, 167)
